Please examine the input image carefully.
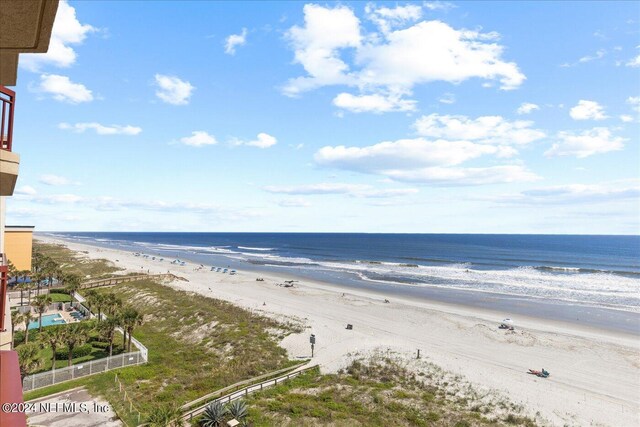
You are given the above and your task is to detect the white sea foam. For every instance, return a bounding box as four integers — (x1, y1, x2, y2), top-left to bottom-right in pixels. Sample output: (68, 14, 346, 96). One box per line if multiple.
(83, 236, 640, 313)
(237, 246, 274, 251)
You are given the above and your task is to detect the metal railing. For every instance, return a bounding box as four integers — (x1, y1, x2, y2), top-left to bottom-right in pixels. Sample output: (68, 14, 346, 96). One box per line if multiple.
(23, 351, 146, 392)
(0, 254, 8, 331)
(181, 364, 318, 422)
(0, 86, 15, 151)
(22, 293, 150, 392)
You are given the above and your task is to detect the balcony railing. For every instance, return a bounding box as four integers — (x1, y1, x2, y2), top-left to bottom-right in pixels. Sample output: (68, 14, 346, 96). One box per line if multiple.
(0, 254, 8, 332)
(1, 86, 16, 151)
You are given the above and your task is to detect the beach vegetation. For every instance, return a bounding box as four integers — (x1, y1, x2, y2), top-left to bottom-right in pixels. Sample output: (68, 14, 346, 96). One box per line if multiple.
(32, 241, 121, 280)
(25, 278, 298, 426)
(243, 354, 541, 426)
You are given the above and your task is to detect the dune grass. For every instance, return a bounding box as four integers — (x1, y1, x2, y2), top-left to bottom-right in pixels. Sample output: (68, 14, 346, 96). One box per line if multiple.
(33, 240, 122, 279)
(245, 354, 541, 427)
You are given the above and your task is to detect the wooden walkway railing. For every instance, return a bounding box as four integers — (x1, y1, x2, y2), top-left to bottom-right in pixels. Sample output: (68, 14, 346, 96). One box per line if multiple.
(180, 363, 318, 423)
(79, 273, 186, 290)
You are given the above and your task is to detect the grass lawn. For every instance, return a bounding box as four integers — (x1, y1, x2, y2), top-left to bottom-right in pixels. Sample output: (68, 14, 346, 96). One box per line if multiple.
(33, 241, 122, 279)
(48, 293, 72, 303)
(14, 326, 126, 373)
(26, 279, 302, 426)
(244, 355, 540, 427)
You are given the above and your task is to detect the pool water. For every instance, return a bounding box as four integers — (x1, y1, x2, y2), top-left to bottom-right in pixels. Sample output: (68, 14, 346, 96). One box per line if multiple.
(27, 313, 67, 330)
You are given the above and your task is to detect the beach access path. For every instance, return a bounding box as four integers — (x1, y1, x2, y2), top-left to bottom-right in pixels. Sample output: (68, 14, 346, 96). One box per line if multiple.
(37, 236, 640, 427)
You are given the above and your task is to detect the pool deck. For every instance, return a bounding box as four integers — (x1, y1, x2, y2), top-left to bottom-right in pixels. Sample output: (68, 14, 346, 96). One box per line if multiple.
(14, 308, 85, 331)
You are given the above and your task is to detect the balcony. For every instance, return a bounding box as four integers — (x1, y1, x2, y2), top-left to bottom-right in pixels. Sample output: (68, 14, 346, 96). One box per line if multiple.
(0, 253, 9, 347)
(0, 350, 27, 427)
(0, 255, 24, 427)
(0, 86, 19, 196)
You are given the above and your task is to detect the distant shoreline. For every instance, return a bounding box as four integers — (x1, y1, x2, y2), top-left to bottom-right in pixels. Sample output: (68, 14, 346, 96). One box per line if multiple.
(37, 232, 640, 336)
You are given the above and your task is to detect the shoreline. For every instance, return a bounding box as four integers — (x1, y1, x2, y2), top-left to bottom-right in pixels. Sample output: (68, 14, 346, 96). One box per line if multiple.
(35, 235, 640, 426)
(40, 233, 640, 336)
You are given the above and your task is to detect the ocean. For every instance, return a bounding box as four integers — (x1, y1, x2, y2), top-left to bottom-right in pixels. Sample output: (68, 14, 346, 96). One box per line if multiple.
(47, 232, 640, 334)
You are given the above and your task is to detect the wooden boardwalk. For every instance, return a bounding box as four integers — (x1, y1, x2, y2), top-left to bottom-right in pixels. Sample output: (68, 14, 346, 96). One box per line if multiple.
(180, 363, 317, 422)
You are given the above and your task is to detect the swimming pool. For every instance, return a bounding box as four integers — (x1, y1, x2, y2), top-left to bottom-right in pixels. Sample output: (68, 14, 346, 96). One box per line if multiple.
(27, 313, 67, 330)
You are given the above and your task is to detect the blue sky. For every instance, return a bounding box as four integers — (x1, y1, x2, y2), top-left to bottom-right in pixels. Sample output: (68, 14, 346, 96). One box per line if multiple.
(6, 1, 640, 234)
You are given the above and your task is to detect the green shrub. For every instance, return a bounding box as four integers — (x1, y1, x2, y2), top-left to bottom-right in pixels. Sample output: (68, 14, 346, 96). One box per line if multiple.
(56, 343, 93, 359)
(49, 289, 70, 295)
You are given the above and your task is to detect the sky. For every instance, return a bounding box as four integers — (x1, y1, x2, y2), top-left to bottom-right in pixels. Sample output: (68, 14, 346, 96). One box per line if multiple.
(5, 1, 640, 234)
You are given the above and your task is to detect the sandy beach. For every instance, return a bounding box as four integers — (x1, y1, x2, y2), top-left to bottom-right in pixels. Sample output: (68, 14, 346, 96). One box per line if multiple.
(36, 236, 640, 427)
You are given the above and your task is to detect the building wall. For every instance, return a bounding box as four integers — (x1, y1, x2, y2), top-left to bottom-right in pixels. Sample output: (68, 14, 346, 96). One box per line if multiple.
(4, 228, 32, 271)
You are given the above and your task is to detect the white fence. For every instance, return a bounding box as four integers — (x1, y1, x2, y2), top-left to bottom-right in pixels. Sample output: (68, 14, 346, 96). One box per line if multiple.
(23, 350, 146, 392)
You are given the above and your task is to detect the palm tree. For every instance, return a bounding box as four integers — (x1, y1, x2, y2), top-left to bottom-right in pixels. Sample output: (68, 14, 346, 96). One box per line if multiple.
(21, 310, 34, 344)
(16, 342, 43, 385)
(32, 294, 53, 332)
(17, 281, 28, 307)
(121, 307, 143, 352)
(7, 260, 17, 281)
(40, 325, 65, 369)
(25, 281, 35, 307)
(19, 269, 31, 288)
(98, 316, 119, 357)
(64, 273, 81, 306)
(94, 293, 106, 321)
(227, 400, 248, 424)
(84, 289, 98, 313)
(62, 323, 90, 366)
(32, 270, 44, 296)
(44, 259, 58, 288)
(103, 293, 122, 317)
(145, 404, 184, 427)
(32, 251, 44, 273)
(10, 310, 21, 347)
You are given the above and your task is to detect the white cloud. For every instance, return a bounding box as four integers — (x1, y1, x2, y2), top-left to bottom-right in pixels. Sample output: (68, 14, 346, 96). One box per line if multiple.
(179, 131, 218, 147)
(284, 4, 362, 96)
(20, 1, 96, 71)
(265, 183, 368, 195)
(39, 174, 72, 186)
(225, 28, 248, 55)
(491, 181, 640, 205)
(627, 96, 640, 112)
(569, 100, 608, 120)
(15, 185, 37, 196)
(578, 49, 606, 63)
(423, 2, 457, 11)
(59, 122, 142, 135)
(333, 92, 416, 113)
(620, 115, 634, 123)
(365, 4, 422, 34)
(413, 114, 546, 145)
(264, 183, 418, 198)
(278, 198, 311, 207)
(231, 133, 277, 148)
(36, 74, 93, 103)
(283, 5, 524, 111)
(626, 54, 640, 67)
(383, 165, 539, 185)
(315, 138, 501, 172)
(516, 102, 539, 115)
(154, 74, 194, 105)
(545, 127, 625, 158)
(438, 93, 456, 104)
(30, 194, 84, 204)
